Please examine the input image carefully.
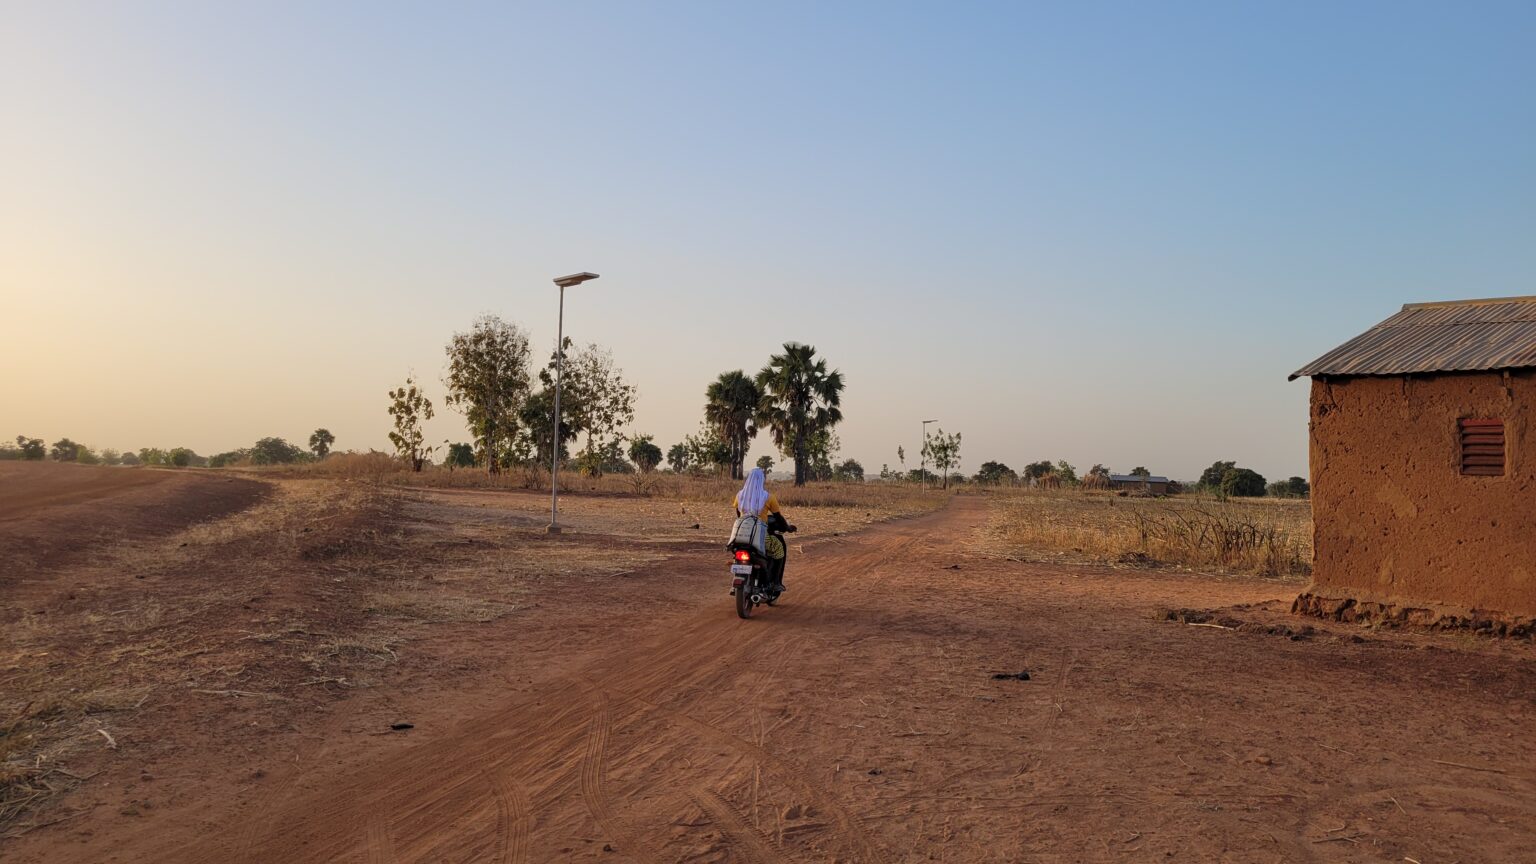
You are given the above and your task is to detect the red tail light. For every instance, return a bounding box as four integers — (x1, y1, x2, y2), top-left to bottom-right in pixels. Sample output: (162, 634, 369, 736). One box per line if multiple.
(734, 550, 751, 563)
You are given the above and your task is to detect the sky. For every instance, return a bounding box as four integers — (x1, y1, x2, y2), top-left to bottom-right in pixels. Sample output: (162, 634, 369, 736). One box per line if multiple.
(3, 1, 1535, 481)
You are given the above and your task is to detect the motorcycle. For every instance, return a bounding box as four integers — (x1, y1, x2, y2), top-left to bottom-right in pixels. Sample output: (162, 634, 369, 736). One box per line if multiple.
(727, 513, 795, 619)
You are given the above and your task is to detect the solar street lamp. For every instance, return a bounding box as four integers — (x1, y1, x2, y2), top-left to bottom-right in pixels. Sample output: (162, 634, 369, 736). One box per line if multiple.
(548, 272, 600, 534)
(920, 419, 937, 486)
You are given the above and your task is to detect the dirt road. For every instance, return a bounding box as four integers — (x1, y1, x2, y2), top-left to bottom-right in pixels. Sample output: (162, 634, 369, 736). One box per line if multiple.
(11, 490, 1536, 862)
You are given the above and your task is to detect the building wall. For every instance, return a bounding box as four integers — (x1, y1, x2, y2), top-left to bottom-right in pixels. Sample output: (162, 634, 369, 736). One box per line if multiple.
(1307, 371, 1536, 619)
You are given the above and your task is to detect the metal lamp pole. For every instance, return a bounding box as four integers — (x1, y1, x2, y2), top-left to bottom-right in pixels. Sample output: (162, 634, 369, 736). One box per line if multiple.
(920, 418, 937, 487)
(548, 272, 600, 534)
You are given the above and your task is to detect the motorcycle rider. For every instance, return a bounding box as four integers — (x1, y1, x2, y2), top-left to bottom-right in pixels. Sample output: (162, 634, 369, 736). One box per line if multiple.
(734, 467, 790, 593)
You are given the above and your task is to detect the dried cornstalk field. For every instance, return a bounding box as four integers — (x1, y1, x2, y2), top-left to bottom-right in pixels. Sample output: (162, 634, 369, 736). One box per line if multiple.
(982, 489, 1313, 578)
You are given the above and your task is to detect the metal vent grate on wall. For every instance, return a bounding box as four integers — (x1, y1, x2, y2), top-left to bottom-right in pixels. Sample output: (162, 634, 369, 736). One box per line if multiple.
(1459, 418, 1506, 476)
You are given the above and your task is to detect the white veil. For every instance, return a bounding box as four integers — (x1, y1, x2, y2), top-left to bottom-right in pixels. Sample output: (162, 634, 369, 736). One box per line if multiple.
(736, 467, 769, 516)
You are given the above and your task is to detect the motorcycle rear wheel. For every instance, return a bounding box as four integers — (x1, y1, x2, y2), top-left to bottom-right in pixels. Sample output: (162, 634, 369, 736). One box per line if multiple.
(735, 579, 753, 619)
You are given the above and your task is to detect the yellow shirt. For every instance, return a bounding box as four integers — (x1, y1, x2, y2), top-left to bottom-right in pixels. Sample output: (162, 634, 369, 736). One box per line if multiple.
(735, 493, 782, 521)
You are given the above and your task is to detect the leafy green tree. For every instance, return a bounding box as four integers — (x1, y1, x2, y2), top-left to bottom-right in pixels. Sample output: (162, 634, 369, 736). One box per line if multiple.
(249, 438, 303, 465)
(518, 387, 575, 468)
(50, 438, 81, 462)
(100, 448, 122, 466)
(119, 451, 141, 466)
(74, 445, 100, 465)
(1268, 476, 1310, 498)
(309, 428, 335, 460)
(1087, 464, 1111, 479)
(388, 377, 435, 472)
(444, 314, 533, 474)
(666, 442, 691, 473)
(805, 428, 839, 481)
(16, 436, 44, 460)
(832, 458, 864, 482)
(975, 461, 1017, 485)
(1054, 460, 1078, 484)
(445, 442, 477, 470)
(755, 455, 774, 473)
(542, 341, 636, 477)
(684, 424, 731, 475)
(755, 343, 844, 487)
(1130, 466, 1151, 478)
(923, 428, 962, 488)
(1199, 460, 1237, 490)
(704, 370, 760, 480)
(906, 467, 937, 483)
(1023, 460, 1055, 480)
(209, 449, 249, 468)
(628, 435, 662, 473)
(1220, 467, 1267, 498)
(138, 447, 168, 466)
(167, 447, 195, 467)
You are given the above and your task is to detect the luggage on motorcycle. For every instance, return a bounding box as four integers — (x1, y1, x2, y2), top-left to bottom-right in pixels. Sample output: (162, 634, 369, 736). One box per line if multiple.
(728, 515, 767, 555)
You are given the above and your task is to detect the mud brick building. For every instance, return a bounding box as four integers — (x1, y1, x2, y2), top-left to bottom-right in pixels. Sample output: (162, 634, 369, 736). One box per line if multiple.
(1289, 296, 1536, 631)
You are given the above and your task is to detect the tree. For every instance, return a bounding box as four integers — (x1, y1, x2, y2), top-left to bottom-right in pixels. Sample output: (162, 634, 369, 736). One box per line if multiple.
(666, 442, 691, 473)
(1220, 467, 1267, 498)
(1269, 476, 1310, 498)
(138, 447, 168, 466)
(309, 428, 335, 460)
(50, 438, 81, 462)
(75, 445, 100, 465)
(1199, 460, 1237, 490)
(1130, 466, 1151, 478)
(923, 428, 962, 489)
(805, 428, 840, 481)
(1023, 460, 1055, 480)
(387, 377, 435, 472)
(756, 455, 775, 473)
(518, 387, 575, 469)
(444, 314, 533, 474)
(167, 447, 196, 468)
(209, 449, 249, 468)
(1054, 460, 1078, 484)
(249, 438, 304, 465)
(1087, 464, 1111, 479)
(445, 442, 477, 470)
(976, 461, 1017, 485)
(683, 424, 731, 475)
(16, 436, 44, 460)
(119, 451, 141, 466)
(628, 435, 662, 473)
(896, 445, 906, 474)
(832, 458, 865, 482)
(545, 341, 637, 477)
(756, 343, 844, 486)
(100, 448, 122, 466)
(704, 370, 760, 480)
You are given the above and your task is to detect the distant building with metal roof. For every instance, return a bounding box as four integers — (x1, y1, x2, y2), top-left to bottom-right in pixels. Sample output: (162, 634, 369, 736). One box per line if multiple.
(1108, 474, 1172, 494)
(1290, 295, 1536, 380)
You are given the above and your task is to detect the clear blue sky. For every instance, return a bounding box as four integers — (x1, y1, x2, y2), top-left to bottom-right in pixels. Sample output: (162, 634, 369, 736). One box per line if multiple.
(4, 1, 1534, 480)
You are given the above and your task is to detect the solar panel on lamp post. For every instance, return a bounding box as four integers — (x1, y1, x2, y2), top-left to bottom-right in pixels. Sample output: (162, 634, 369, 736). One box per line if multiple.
(548, 272, 600, 534)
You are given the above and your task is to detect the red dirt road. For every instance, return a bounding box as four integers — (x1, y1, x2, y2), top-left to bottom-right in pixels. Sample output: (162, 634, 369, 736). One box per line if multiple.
(18, 495, 1533, 864)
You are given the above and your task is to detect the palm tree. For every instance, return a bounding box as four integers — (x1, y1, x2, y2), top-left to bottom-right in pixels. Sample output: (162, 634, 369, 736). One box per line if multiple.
(704, 370, 760, 480)
(755, 343, 844, 486)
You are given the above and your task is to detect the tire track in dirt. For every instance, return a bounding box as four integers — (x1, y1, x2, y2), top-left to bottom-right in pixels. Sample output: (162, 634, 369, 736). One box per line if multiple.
(482, 771, 530, 864)
(690, 788, 788, 864)
(609, 685, 890, 864)
(364, 814, 396, 864)
(580, 691, 659, 863)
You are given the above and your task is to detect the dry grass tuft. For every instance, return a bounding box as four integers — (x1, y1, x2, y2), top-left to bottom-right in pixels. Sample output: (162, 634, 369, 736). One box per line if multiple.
(983, 489, 1312, 578)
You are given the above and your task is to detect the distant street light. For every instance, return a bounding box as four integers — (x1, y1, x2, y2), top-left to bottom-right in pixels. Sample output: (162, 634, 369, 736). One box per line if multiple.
(548, 272, 600, 534)
(920, 419, 938, 486)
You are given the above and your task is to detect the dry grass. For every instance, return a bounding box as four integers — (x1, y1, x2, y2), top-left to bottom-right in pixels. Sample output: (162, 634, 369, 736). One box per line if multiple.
(981, 489, 1312, 578)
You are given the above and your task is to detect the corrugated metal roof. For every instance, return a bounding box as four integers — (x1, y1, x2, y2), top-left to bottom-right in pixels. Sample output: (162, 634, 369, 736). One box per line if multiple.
(1109, 474, 1170, 484)
(1290, 296, 1536, 380)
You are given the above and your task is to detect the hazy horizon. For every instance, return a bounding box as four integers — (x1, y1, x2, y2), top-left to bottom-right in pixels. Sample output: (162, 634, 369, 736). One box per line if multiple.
(6, 2, 1535, 482)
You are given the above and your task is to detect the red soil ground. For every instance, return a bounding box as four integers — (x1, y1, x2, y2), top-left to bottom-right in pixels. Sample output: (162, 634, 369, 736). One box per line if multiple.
(4, 466, 1534, 863)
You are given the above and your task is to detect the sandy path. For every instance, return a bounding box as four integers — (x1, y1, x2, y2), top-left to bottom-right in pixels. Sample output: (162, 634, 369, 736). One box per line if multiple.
(24, 495, 1536, 863)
